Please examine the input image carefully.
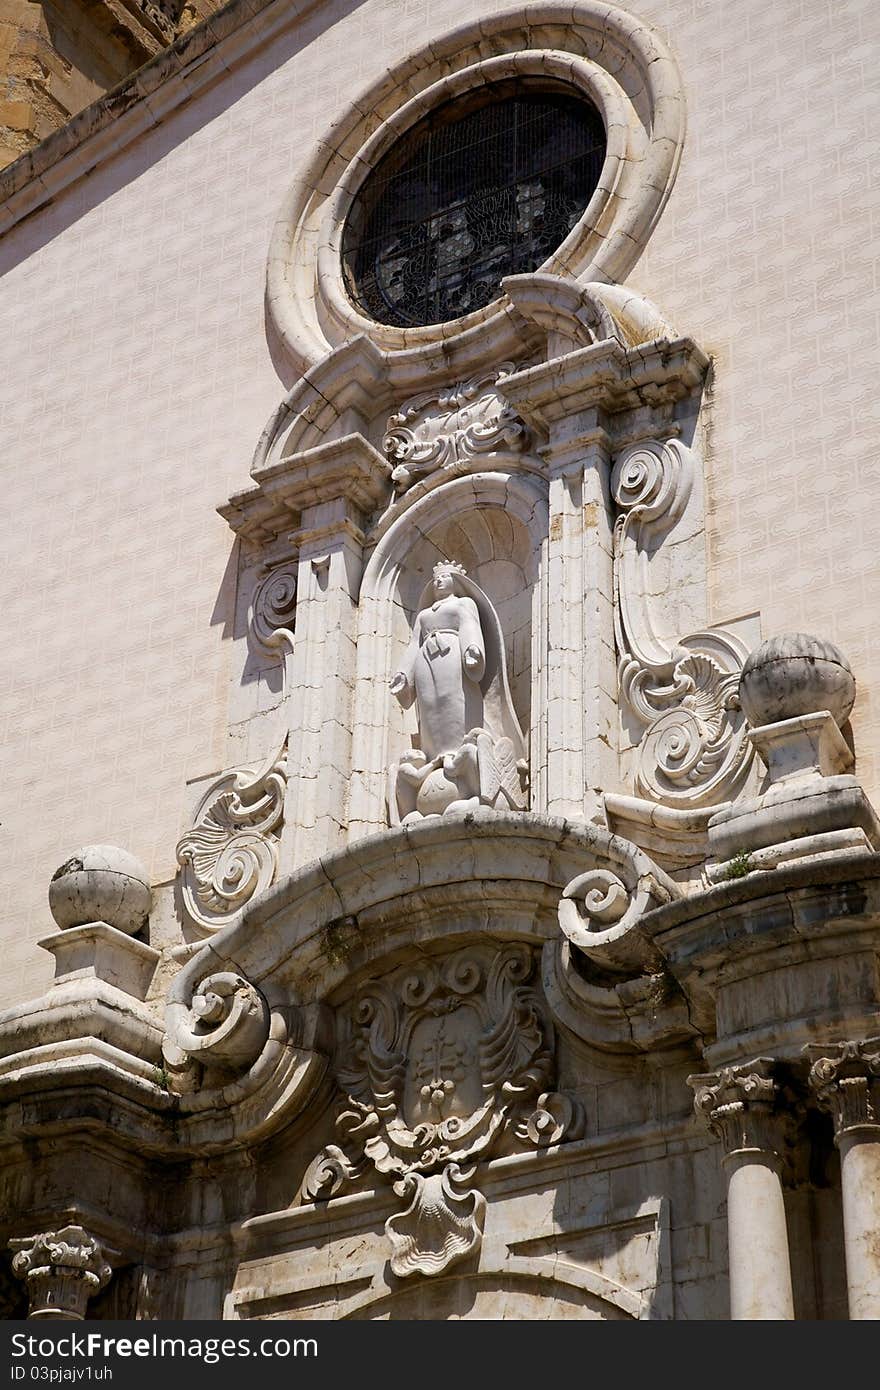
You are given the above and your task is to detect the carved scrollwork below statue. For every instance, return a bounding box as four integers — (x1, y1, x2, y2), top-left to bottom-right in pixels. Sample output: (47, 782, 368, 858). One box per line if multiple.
(389, 562, 528, 823)
(300, 944, 582, 1278)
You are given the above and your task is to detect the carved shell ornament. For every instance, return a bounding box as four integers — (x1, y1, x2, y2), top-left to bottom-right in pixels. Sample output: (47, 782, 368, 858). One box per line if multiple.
(301, 945, 583, 1278)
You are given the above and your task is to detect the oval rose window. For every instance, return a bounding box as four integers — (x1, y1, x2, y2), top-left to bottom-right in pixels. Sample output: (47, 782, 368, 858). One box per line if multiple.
(341, 82, 606, 329)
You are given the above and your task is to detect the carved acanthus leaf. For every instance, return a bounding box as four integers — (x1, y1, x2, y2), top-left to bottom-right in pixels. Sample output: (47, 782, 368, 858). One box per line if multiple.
(688, 1059, 788, 1156)
(176, 737, 287, 932)
(613, 439, 753, 810)
(10, 1226, 112, 1320)
(304, 944, 580, 1277)
(383, 366, 528, 493)
(300, 1145, 369, 1202)
(806, 1038, 880, 1137)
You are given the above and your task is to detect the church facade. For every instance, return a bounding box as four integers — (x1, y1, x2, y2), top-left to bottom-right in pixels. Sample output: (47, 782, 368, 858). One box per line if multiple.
(0, 0, 879, 1320)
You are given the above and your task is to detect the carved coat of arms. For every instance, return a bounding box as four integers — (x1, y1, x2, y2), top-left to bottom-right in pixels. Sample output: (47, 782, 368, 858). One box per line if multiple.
(302, 944, 582, 1277)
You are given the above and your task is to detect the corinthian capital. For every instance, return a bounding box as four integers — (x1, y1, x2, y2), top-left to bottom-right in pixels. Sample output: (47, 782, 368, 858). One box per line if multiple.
(805, 1038, 880, 1140)
(688, 1058, 787, 1159)
(9, 1226, 111, 1320)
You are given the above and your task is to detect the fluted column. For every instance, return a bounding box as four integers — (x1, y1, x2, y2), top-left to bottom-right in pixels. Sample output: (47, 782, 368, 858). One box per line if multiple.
(689, 1058, 794, 1320)
(9, 1226, 111, 1320)
(807, 1038, 880, 1320)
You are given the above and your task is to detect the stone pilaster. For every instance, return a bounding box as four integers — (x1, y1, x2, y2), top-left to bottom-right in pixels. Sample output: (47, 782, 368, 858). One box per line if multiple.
(688, 1058, 795, 1320)
(806, 1038, 880, 1320)
(221, 433, 391, 870)
(9, 1227, 111, 1321)
(501, 355, 619, 824)
(276, 437, 390, 869)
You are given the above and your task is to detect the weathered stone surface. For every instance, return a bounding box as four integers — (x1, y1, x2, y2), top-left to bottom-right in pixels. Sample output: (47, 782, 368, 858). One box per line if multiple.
(48, 846, 151, 935)
(0, 0, 227, 172)
(740, 634, 856, 729)
(0, 0, 879, 1328)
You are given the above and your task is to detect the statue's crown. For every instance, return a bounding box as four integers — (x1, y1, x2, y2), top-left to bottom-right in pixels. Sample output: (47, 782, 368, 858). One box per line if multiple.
(433, 560, 467, 580)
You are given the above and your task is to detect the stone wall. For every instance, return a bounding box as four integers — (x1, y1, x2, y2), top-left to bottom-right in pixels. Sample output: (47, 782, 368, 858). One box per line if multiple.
(0, 0, 224, 168)
(0, 0, 878, 1013)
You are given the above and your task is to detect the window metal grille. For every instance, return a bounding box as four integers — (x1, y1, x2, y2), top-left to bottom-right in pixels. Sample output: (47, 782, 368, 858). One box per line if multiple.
(341, 85, 606, 328)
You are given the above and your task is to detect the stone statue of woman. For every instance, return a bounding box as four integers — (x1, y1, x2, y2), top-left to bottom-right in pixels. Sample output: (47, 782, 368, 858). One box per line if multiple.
(390, 561, 527, 822)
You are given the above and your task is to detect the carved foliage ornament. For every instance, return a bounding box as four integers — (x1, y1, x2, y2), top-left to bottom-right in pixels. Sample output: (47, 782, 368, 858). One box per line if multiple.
(302, 944, 582, 1278)
(688, 1059, 786, 1157)
(807, 1038, 880, 1137)
(176, 739, 287, 933)
(10, 1226, 111, 1321)
(613, 440, 753, 809)
(383, 367, 528, 493)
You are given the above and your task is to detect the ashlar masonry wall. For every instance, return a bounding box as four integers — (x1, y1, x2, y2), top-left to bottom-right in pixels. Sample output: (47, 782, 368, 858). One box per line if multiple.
(0, 0, 878, 1009)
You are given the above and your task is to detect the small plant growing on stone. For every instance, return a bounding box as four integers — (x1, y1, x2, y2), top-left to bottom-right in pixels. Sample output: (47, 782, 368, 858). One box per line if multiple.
(723, 850, 753, 880)
(646, 969, 677, 1017)
(320, 915, 357, 967)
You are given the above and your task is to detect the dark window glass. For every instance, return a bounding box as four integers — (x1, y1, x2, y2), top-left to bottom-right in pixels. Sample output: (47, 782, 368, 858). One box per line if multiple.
(341, 83, 606, 328)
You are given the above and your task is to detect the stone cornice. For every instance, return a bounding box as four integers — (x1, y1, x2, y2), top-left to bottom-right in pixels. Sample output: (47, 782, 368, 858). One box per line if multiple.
(499, 338, 709, 431)
(219, 433, 391, 543)
(0, 0, 312, 237)
(639, 852, 880, 1062)
(640, 848, 880, 944)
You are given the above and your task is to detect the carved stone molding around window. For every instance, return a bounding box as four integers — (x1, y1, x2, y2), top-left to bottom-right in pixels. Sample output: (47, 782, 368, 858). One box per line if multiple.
(267, 4, 686, 384)
(175, 737, 287, 933)
(613, 438, 753, 811)
(300, 944, 583, 1278)
(382, 367, 528, 494)
(9, 1227, 111, 1321)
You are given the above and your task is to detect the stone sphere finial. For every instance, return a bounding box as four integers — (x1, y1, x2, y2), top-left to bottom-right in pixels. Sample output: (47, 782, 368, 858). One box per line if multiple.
(48, 845, 151, 935)
(739, 633, 856, 729)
